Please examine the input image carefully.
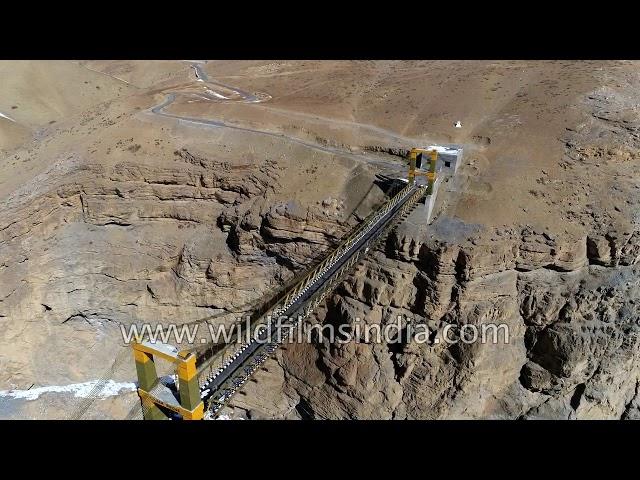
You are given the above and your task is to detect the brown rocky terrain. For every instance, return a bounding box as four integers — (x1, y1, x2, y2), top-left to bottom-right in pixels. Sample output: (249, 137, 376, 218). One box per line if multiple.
(0, 60, 638, 419)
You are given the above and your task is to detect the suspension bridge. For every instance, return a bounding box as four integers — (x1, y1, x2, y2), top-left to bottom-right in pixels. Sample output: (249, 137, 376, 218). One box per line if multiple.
(130, 147, 461, 420)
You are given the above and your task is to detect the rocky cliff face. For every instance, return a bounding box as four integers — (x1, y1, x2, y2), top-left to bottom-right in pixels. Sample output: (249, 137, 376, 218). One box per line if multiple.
(0, 136, 378, 418)
(0, 148, 281, 386)
(224, 199, 639, 420)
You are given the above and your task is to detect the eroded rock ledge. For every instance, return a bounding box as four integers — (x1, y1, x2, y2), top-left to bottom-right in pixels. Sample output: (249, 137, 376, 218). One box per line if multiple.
(233, 209, 640, 420)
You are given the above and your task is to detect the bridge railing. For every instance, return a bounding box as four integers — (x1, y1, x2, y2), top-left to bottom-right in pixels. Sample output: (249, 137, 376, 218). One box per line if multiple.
(194, 182, 417, 382)
(201, 182, 429, 416)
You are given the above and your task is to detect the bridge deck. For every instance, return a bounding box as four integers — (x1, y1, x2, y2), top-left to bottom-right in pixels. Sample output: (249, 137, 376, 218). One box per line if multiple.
(198, 182, 428, 417)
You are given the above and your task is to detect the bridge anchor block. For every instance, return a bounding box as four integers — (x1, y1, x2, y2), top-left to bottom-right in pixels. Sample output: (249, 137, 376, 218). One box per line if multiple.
(132, 341, 204, 420)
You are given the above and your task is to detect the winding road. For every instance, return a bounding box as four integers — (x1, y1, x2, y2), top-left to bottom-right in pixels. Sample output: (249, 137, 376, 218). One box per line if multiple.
(148, 62, 410, 174)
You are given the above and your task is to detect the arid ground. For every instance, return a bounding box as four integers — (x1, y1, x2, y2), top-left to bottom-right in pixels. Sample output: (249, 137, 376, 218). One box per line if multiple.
(1, 61, 639, 419)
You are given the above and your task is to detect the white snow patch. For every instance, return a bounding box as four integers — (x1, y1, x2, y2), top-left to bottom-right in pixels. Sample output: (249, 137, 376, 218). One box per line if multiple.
(112, 75, 132, 86)
(205, 89, 230, 99)
(424, 145, 459, 155)
(0, 380, 137, 401)
(215, 414, 241, 420)
(0, 112, 16, 123)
